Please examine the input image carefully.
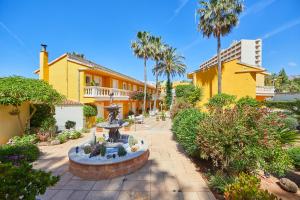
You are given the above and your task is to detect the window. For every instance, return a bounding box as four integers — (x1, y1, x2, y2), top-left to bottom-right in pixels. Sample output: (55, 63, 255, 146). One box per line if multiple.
(128, 84, 131, 91)
(94, 76, 102, 86)
(85, 75, 92, 86)
(122, 82, 127, 90)
(133, 85, 137, 91)
(139, 87, 143, 92)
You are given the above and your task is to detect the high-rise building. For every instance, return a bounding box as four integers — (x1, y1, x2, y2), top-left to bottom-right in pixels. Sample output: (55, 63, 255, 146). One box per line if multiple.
(200, 39, 262, 69)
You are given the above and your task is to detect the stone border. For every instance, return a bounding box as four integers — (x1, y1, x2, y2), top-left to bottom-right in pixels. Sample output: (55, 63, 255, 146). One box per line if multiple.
(69, 150, 149, 180)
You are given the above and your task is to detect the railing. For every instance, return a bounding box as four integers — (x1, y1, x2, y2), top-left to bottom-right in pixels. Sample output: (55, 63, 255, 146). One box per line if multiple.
(84, 86, 132, 98)
(256, 86, 275, 96)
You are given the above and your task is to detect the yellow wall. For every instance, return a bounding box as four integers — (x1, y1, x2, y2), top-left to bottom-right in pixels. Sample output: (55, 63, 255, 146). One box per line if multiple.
(256, 73, 265, 86)
(0, 102, 30, 144)
(191, 60, 257, 105)
(39, 51, 49, 81)
(40, 54, 156, 118)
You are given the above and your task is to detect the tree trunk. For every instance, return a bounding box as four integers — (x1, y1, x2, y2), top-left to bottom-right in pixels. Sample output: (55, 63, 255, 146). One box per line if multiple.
(166, 73, 172, 109)
(153, 61, 158, 112)
(217, 35, 222, 94)
(143, 58, 147, 114)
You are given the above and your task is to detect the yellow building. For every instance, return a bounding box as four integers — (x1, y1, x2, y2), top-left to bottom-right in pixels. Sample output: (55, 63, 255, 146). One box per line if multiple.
(34, 46, 156, 119)
(187, 59, 274, 105)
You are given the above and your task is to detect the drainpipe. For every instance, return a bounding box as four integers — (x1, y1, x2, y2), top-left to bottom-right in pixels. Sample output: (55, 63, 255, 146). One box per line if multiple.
(78, 69, 85, 102)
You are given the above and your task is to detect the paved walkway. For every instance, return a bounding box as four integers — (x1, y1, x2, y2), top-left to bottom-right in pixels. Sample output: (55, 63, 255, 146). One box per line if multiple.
(34, 118, 215, 200)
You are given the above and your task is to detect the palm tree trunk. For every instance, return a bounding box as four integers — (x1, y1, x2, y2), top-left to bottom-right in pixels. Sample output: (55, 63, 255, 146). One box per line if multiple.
(153, 61, 158, 112)
(143, 58, 147, 114)
(217, 35, 222, 94)
(166, 73, 172, 109)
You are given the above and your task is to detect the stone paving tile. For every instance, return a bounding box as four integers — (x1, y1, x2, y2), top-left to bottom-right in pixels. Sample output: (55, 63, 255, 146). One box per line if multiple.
(50, 189, 73, 200)
(85, 191, 120, 200)
(36, 189, 59, 200)
(62, 180, 96, 190)
(35, 118, 214, 200)
(106, 176, 125, 191)
(117, 191, 150, 200)
(197, 191, 217, 200)
(92, 180, 110, 190)
(68, 190, 89, 200)
(121, 180, 151, 192)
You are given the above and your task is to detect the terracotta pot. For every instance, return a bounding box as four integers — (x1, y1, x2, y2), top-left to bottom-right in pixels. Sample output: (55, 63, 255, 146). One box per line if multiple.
(38, 133, 49, 142)
(96, 127, 103, 132)
(124, 126, 131, 131)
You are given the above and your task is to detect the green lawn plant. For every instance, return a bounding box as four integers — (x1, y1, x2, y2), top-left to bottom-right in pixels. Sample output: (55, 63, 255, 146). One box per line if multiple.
(175, 84, 202, 105)
(224, 173, 278, 200)
(170, 97, 193, 119)
(10, 135, 38, 145)
(197, 106, 293, 176)
(0, 162, 59, 200)
(287, 147, 300, 169)
(172, 108, 207, 157)
(206, 93, 236, 112)
(0, 144, 40, 163)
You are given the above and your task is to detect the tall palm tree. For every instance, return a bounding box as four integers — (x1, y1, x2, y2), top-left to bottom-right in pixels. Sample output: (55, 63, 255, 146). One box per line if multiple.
(150, 36, 165, 111)
(197, 0, 243, 94)
(131, 31, 153, 113)
(155, 46, 186, 108)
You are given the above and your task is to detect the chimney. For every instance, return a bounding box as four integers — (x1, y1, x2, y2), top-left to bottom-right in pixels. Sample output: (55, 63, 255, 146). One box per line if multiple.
(39, 44, 49, 81)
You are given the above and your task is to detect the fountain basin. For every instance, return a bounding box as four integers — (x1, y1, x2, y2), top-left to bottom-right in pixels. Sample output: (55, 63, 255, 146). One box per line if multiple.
(68, 139, 149, 180)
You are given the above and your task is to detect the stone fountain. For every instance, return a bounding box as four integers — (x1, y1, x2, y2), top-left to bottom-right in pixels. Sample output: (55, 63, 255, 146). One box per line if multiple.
(97, 93, 129, 143)
(68, 93, 149, 180)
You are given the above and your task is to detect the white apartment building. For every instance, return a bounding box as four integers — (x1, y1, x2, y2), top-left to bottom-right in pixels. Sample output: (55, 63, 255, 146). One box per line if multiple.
(200, 39, 262, 69)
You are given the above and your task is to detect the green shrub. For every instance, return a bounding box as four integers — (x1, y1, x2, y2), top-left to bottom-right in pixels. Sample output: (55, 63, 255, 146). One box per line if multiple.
(65, 120, 76, 129)
(39, 116, 56, 133)
(0, 144, 40, 163)
(172, 108, 207, 157)
(118, 145, 127, 157)
(10, 134, 38, 145)
(224, 173, 278, 200)
(197, 107, 293, 175)
(206, 93, 236, 111)
(282, 116, 298, 130)
(96, 117, 105, 123)
(208, 172, 234, 194)
(175, 84, 202, 105)
(236, 96, 259, 108)
(170, 98, 193, 119)
(30, 104, 53, 128)
(97, 136, 106, 143)
(56, 132, 69, 144)
(83, 145, 92, 154)
(0, 162, 59, 200)
(287, 147, 300, 169)
(83, 105, 97, 117)
(68, 130, 81, 139)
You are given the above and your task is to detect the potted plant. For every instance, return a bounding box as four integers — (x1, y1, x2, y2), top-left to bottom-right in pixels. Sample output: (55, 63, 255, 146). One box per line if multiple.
(96, 117, 105, 132)
(38, 117, 56, 142)
(123, 118, 134, 131)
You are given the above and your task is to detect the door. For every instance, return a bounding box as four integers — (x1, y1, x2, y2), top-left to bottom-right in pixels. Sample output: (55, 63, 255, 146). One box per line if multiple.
(94, 76, 102, 87)
(112, 79, 118, 89)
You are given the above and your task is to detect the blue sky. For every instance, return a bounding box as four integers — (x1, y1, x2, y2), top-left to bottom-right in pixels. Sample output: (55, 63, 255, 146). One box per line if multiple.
(0, 0, 300, 81)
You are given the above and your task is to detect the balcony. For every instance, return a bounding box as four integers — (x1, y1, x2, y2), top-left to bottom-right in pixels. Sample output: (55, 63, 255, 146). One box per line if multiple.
(256, 86, 275, 96)
(84, 86, 133, 100)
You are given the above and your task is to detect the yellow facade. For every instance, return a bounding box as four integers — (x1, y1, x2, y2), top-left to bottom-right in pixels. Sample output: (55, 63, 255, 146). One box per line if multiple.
(35, 51, 156, 119)
(188, 59, 270, 105)
(0, 102, 30, 144)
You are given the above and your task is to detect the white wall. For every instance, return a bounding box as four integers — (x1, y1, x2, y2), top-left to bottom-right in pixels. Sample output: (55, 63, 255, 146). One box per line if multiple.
(55, 105, 84, 131)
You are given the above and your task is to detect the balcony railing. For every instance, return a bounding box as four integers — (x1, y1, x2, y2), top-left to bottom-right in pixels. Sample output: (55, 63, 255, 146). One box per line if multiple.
(84, 86, 132, 99)
(256, 86, 275, 96)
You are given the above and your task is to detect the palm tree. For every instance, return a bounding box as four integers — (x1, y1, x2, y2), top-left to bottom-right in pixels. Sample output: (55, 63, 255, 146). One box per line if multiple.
(155, 46, 186, 108)
(150, 36, 165, 111)
(197, 0, 243, 94)
(131, 31, 153, 113)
